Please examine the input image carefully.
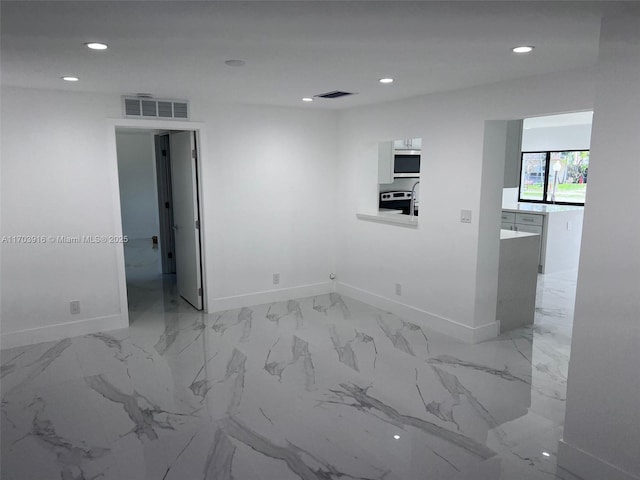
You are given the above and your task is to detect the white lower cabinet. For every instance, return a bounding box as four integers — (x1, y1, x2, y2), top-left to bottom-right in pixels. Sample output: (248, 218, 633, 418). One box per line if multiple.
(515, 212, 544, 227)
(501, 211, 545, 272)
(516, 224, 543, 235)
(501, 211, 516, 223)
(501, 207, 585, 274)
(497, 231, 539, 332)
(501, 221, 514, 230)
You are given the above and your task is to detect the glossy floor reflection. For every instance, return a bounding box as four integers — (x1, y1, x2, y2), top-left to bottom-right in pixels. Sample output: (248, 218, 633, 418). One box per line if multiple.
(1, 251, 581, 479)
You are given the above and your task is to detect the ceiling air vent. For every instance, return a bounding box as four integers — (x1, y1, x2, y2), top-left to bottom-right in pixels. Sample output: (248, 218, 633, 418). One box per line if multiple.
(315, 90, 356, 99)
(122, 96, 190, 120)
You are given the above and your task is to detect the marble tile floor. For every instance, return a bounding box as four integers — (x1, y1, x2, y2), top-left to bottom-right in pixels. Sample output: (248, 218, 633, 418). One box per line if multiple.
(1, 269, 581, 480)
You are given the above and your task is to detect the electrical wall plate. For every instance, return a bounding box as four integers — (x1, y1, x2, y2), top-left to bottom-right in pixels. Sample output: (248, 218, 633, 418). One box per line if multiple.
(461, 210, 472, 223)
(70, 301, 80, 314)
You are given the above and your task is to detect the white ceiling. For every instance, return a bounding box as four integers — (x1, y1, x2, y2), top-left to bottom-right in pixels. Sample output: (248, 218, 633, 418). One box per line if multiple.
(1, 1, 637, 110)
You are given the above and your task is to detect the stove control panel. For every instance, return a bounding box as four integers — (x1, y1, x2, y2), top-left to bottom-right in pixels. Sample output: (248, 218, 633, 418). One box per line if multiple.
(380, 191, 413, 201)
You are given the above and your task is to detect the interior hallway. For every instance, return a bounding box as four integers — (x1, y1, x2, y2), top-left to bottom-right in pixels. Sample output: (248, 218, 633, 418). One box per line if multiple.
(1, 243, 580, 479)
(122, 237, 200, 324)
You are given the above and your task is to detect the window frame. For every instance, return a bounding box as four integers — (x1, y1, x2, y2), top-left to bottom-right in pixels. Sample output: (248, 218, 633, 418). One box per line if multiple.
(518, 149, 589, 206)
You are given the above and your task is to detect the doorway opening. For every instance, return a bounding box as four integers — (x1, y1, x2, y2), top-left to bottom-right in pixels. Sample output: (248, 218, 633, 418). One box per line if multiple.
(115, 128, 204, 322)
(487, 112, 591, 333)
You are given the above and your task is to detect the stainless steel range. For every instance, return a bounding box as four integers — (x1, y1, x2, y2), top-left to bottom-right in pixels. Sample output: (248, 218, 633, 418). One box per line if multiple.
(379, 191, 418, 215)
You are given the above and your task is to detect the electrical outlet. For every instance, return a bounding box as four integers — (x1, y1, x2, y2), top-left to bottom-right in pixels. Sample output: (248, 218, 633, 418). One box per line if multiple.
(273, 273, 280, 285)
(460, 209, 472, 223)
(567, 221, 572, 230)
(395, 283, 402, 296)
(70, 301, 80, 315)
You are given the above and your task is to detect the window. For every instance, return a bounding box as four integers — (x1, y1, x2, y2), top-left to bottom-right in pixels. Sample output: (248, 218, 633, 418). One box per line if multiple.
(519, 150, 589, 205)
(520, 152, 547, 201)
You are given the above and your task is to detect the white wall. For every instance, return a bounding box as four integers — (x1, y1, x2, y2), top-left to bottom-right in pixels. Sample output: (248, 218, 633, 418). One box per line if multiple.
(559, 15, 640, 480)
(115, 130, 159, 240)
(475, 121, 509, 335)
(1, 88, 127, 347)
(335, 69, 595, 342)
(503, 119, 523, 188)
(1, 88, 338, 347)
(522, 123, 592, 151)
(191, 102, 339, 311)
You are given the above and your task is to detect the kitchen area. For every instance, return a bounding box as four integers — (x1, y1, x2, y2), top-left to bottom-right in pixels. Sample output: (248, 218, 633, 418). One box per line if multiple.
(371, 138, 422, 221)
(358, 112, 589, 334)
(500, 202, 584, 274)
(356, 137, 422, 226)
(496, 112, 590, 333)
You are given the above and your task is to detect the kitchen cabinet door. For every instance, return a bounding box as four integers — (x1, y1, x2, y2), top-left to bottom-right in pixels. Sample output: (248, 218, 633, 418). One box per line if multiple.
(515, 213, 544, 226)
(378, 141, 394, 184)
(501, 211, 516, 223)
(393, 138, 421, 150)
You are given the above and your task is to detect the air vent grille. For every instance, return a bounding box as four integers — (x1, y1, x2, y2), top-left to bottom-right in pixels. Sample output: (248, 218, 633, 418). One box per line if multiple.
(157, 101, 173, 118)
(124, 98, 141, 116)
(122, 97, 190, 120)
(315, 90, 355, 99)
(173, 102, 188, 118)
(141, 100, 157, 117)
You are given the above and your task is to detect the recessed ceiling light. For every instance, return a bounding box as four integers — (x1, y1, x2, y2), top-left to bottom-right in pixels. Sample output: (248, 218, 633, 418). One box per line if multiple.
(542, 451, 551, 457)
(512, 46, 534, 54)
(85, 42, 108, 50)
(62, 76, 79, 82)
(302, 97, 314, 102)
(225, 59, 246, 67)
(393, 434, 400, 440)
(379, 78, 394, 84)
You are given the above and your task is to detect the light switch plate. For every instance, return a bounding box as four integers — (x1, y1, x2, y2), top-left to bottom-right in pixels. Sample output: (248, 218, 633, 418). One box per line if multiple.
(70, 301, 80, 315)
(460, 209, 472, 223)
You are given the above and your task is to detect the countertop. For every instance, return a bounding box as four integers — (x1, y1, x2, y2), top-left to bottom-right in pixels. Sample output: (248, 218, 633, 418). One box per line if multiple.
(356, 211, 418, 228)
(500, 229, 540, 240)
(502, 202, 584, 214)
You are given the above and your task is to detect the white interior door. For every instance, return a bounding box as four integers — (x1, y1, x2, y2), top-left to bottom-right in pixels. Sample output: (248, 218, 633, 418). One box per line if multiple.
(170, 131, 203, 310)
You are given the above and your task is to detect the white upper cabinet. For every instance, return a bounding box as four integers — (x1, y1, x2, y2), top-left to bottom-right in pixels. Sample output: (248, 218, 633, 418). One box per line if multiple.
(378, 141, 394, 184)
(393, 138, 422, 150)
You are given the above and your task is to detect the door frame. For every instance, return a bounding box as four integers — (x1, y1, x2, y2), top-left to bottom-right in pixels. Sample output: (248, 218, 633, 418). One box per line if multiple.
(107, 118, 209, 323)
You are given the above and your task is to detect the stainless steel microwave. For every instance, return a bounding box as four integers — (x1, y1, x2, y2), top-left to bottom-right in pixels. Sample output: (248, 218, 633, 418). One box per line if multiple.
(394, 150, 421, 177)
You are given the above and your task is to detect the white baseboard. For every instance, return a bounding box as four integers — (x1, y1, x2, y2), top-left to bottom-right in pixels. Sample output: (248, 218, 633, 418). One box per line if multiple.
(558, 440, 639, 480)
(1, 314, 128, 350)
(209, 282, 334, 313)
(336, 282, 499, 343)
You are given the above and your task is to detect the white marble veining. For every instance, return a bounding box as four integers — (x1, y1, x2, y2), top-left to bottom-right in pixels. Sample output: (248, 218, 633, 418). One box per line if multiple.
(1, 245, 581, 479)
